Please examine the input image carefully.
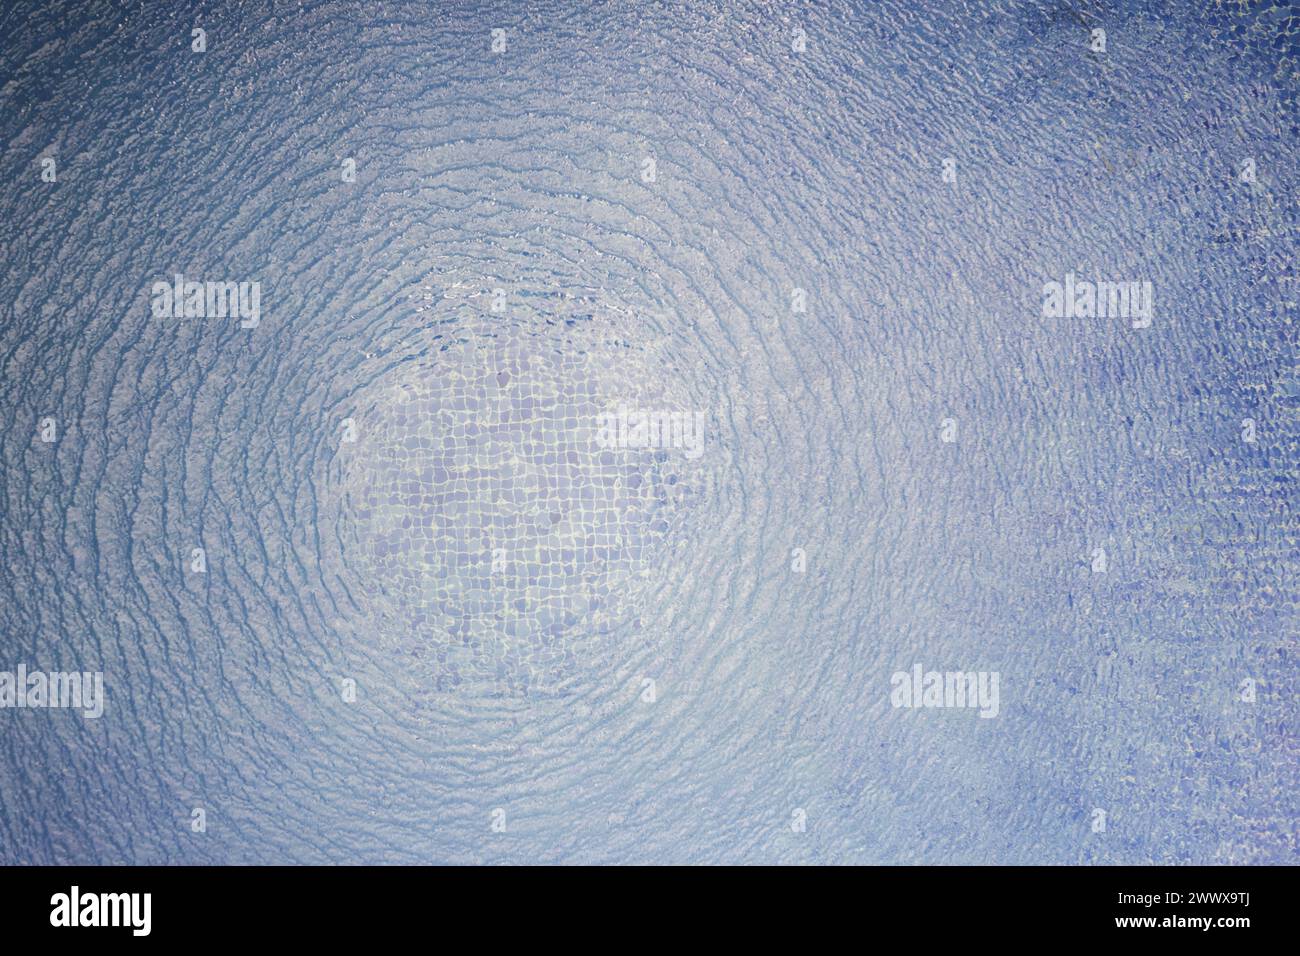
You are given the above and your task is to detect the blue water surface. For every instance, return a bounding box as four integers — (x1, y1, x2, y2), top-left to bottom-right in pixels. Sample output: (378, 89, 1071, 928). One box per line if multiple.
(0, 0, 1295, 864)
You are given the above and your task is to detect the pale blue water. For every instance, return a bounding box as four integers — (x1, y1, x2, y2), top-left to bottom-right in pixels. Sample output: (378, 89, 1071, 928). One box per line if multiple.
(0, 0, 1295, 864)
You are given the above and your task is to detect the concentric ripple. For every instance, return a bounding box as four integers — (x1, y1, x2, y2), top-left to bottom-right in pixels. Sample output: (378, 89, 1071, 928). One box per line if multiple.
(0, 0, 1295, 865)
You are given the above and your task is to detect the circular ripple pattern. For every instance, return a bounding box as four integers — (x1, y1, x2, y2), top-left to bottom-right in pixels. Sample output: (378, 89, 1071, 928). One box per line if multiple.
(0, 0, 1295, 864)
